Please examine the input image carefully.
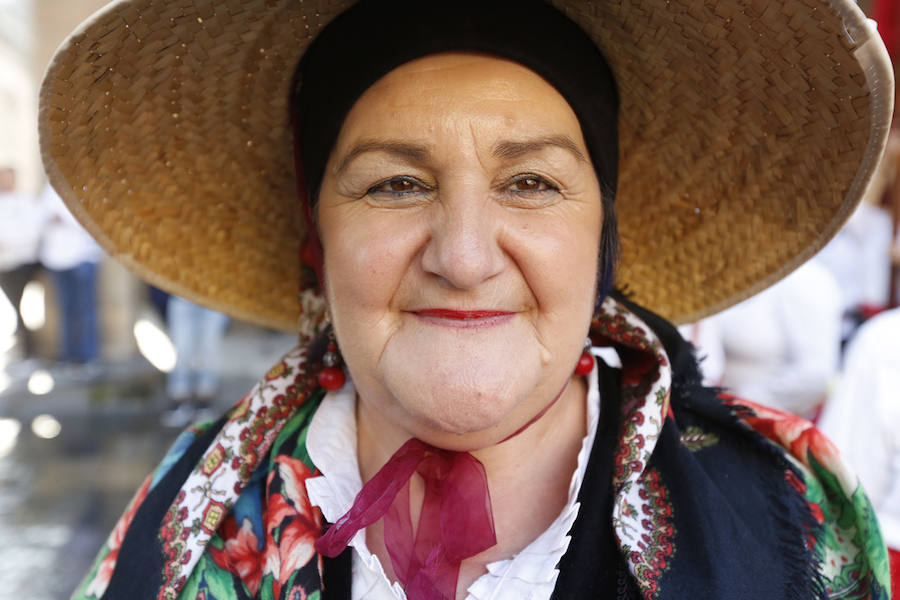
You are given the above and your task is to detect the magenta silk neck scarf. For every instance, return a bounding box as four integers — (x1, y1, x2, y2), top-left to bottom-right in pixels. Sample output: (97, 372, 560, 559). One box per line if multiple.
(314, 383, 570, 600)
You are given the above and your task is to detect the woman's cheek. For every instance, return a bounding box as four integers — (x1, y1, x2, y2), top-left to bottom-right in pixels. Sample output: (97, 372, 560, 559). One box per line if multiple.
(324, 212, 420, 337)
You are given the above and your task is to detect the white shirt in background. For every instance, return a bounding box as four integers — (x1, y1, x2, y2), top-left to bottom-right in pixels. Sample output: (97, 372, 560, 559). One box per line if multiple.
(818, 308, 900, 551)
(0, 191, 44, 271)
(816, 201, 894, 317)
(38, 185, 103, 271)
(686, 260, 842, 418)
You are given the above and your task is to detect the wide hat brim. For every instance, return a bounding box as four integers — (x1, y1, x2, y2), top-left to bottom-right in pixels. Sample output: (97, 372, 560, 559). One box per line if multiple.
(39, 0, 893, 333)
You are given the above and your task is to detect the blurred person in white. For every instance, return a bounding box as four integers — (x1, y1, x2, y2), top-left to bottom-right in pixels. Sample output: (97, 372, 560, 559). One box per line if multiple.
(0, 167, 43, 360)
(39, 183, 104, 364)
(685, 260, 842, 420)
(161, 295, 230, 427)
(817, 201, 894, 336)
(816, 129, 899, 342)
(818, 307, 900, 597)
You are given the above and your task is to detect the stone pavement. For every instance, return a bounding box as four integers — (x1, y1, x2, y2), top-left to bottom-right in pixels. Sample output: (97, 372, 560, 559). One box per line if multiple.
(0, 324, 297, 600)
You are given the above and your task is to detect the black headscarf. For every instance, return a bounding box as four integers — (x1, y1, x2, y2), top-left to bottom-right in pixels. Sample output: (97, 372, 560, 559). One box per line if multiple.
(291, 0, 620, 300)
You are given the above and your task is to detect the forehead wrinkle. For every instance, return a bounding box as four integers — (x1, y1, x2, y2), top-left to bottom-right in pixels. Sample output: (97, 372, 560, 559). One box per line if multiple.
(493, 135, 587, 164)
(334, 139, 431, 176)
(468, 119, 493, 174)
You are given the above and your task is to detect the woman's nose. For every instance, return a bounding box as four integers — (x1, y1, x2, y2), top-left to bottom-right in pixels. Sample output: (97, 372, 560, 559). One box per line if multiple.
(420, 193, 506, 290)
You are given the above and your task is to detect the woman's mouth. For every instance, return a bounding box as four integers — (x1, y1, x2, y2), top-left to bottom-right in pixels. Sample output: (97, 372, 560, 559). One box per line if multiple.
(413, 309, 515, 328)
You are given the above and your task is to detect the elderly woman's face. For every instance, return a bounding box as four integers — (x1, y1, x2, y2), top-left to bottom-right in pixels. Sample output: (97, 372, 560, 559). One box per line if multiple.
(317, 53, 603, 446)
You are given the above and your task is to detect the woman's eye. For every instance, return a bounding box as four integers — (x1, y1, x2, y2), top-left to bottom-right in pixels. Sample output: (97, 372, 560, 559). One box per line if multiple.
(366, 177, 430, 202)
(510, 176, 553, 192)
(503, 174, 560, 206)
(366, 177, 424, 195)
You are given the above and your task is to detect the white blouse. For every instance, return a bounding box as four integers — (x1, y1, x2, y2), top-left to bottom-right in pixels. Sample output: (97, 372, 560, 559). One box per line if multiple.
(305, 352, 603, 600)
(697, 260, 842, 419)
(818, 308, 900, 550)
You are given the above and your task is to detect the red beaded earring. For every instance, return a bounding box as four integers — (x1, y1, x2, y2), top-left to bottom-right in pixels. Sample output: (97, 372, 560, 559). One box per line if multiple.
(317, 331, 346, 391)
(574, 338, 594, 376)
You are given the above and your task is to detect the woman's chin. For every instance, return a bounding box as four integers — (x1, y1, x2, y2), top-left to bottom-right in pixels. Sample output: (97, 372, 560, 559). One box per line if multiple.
(370, 328, 546, 441)
(379, 352, 545, 442)
(409, 391, 516, 438)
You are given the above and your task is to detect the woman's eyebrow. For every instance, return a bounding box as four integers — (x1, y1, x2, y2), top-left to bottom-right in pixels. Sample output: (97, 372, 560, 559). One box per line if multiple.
(493, 135, 587, 163)
(334, 140, 430, 175)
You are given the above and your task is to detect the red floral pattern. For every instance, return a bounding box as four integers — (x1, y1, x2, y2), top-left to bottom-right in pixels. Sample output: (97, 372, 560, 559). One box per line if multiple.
(723, 397, 853, 493)
(154, 347, 320, 600)
(592, 298, 674, 598)
(209, 516, 264, 595)
(262, 456, 321, 598)
(630, 470, 676, 599)
(724, 397, 892, 596)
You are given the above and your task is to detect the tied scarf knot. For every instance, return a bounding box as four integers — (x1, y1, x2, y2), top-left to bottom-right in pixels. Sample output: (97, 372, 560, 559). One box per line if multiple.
(315, 438, 497, 600)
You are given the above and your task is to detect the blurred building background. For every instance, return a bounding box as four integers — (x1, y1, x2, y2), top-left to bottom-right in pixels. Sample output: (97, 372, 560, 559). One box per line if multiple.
(0, 1, 899, 599)
(0, 3, 296, 599)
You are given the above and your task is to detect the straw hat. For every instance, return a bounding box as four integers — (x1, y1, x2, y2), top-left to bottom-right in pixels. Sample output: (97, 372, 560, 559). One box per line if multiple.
(39, 0, 893, 334)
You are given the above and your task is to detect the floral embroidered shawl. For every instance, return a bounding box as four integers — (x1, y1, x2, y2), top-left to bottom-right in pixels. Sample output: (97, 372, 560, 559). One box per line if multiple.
(71, 296, 891, 600)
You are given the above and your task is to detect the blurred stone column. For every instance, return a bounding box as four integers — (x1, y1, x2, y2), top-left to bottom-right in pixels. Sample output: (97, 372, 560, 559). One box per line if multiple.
(0, 0, 39, 194)
(32, 0, 147, 361)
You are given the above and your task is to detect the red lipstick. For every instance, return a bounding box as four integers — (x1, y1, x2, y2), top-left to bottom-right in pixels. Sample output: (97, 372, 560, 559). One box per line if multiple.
(416, 309, 511, 319)
(414, 309, 514, 328)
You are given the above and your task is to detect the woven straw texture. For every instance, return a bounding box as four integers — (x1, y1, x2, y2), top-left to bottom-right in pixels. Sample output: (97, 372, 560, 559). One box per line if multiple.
(39, 0, 893, 332)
